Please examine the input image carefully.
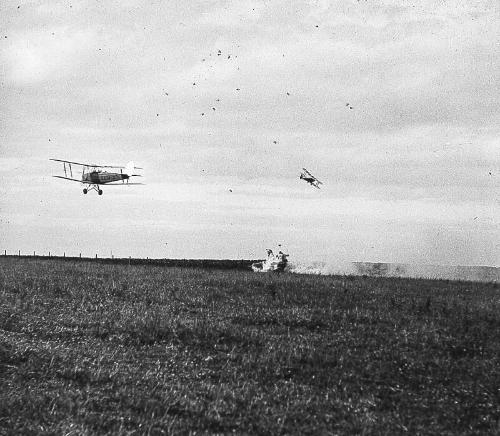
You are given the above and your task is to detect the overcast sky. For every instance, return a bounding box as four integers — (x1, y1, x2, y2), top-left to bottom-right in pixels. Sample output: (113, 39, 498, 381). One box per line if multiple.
(0, 0, 498, 265)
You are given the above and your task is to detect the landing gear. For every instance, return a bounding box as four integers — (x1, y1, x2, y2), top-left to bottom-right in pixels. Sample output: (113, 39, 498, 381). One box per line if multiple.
(82, 184, 102, 195)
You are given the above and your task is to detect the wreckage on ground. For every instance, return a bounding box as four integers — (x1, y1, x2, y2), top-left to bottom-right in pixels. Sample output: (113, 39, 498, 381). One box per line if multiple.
(252, 249, 289, 272)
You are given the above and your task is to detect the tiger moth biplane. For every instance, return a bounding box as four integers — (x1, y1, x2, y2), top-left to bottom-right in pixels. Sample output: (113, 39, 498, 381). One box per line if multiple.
(300, 168, 323, 189)
(50, 159, 143, 195)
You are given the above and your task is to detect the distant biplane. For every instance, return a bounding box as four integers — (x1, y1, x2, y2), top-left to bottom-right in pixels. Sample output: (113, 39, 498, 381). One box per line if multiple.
(50, 159, 143, 195)
(300, 168, 323, 189)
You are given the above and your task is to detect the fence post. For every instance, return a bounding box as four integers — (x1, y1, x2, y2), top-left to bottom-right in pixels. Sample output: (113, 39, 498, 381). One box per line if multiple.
(49, 251, 51, 257)
(79, 253, 81, 258)
(95, 254, 97, 259)
(33, 251, 35, 257)
(64, 252, 65, 258)
(18, 250, 20, 257)
(4, 250, 6, 256)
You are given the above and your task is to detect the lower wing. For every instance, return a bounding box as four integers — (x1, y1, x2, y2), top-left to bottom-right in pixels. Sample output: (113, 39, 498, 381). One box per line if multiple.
(53, 175, 82, 183)
(103, 182, 144, 186)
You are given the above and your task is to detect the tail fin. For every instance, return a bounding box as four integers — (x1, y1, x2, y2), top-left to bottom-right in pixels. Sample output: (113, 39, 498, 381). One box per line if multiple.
(125, 161, 142, 175)
(125, 161, 134, 174)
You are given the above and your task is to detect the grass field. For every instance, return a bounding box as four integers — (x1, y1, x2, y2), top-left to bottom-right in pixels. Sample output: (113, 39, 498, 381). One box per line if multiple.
(1, 258, 499, 435)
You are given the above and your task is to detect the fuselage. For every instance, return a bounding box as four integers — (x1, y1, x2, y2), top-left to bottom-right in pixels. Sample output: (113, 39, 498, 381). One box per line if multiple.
(300, 175, 315, 183)
(82, 171, 128, 185)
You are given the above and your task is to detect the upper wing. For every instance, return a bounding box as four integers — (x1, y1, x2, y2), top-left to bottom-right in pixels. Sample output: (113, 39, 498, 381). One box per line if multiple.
(50, 158, 98, 167)
(53, 175, 82, 183)
(303, 168, 322, 183)
(49, 158, 135, 169)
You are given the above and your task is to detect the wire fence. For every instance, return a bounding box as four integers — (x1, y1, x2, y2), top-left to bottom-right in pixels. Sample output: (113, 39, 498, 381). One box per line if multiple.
(1, 250, 258, 270)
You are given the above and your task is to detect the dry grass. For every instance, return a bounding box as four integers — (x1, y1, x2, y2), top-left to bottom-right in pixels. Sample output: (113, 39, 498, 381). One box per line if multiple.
(0, 258, 499, 434)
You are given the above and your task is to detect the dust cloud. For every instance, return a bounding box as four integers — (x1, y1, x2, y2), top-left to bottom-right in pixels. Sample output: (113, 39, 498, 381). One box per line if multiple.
(288, 261, 499, 283)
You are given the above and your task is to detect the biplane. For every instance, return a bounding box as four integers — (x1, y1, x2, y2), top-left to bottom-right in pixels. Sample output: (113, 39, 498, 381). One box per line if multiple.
(50, 159, 143, 195)
(300, 168, 323, 189)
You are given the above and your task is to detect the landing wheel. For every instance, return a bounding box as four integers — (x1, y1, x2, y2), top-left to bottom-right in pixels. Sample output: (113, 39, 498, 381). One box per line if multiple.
(83, 188, 88, 194)
(98, 189, 103, 195)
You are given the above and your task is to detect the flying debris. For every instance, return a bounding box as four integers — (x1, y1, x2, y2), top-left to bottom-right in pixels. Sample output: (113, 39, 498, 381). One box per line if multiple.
(50, 159, 143, 195)
(273, 140, 278, 144)
(300, 168, 323, 189)
(252, 248, 289, 272)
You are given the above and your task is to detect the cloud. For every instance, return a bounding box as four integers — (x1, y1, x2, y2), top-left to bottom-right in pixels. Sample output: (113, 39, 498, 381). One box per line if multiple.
(1, 26, 95, 85)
